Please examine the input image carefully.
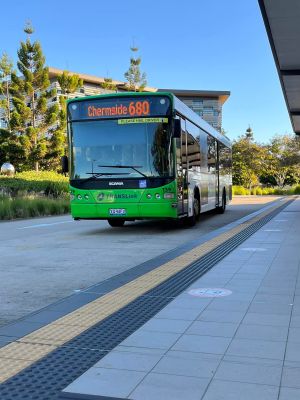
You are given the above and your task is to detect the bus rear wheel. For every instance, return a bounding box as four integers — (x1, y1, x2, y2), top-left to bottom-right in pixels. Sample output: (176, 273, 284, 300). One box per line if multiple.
(217, 191, 226, 214)
(107, 219, 125, 227)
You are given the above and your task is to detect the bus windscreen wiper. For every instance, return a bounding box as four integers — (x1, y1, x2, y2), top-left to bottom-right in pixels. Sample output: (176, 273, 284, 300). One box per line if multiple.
(98, 165, 148, 178)
(83, 171, 129, 181)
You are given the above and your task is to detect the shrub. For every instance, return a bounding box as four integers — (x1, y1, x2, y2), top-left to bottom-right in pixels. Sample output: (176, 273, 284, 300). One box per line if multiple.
(0, 195, 70, 220)
(232, 186, 250, 195)
(0, 171, 69, 198)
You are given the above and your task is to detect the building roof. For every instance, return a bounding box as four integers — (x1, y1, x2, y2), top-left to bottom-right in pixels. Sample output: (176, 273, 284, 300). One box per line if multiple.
(259, 0, 300, 134)
(48, 67, 230, 105)
(158, 89, 230, 105)
(48, 67, 157, 92)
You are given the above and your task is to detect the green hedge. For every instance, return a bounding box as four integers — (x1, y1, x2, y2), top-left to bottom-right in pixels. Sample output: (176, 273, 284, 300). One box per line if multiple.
(233, 185, 300, 196)
(0, 171, 69, 197)
(0, 196, 70, 220)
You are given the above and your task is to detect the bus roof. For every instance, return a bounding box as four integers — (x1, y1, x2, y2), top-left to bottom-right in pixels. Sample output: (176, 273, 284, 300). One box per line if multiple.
(67, 91, 231, 148)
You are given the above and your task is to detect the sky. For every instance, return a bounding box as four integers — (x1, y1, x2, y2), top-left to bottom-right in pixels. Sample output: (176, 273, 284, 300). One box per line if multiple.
(0, 0, 293, 143)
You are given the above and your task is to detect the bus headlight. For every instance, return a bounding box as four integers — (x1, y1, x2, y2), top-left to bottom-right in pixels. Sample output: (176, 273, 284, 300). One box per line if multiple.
(70, 194, 75, 201)
(164, 193, 175, 199)
(84, 194, 89, 200)
(155, 193, 161, 199)
(77, 194, 82, 200)
(146, 194, 152, 199)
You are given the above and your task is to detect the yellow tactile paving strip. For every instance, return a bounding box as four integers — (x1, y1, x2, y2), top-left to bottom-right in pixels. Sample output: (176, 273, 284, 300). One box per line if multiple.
(0, 198, 291, 383)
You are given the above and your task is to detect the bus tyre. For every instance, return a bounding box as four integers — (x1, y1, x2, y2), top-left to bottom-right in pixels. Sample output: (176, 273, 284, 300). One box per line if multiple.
(217, 192, 226, 214)
(186, 197, 200, 227)
(108, 219, 125, 227)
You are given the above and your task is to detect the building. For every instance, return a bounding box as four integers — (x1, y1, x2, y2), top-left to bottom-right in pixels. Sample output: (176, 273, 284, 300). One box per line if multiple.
(48, 68, 230, 132)
(1, 67, 230, 132)
(158, 88, 230, 132)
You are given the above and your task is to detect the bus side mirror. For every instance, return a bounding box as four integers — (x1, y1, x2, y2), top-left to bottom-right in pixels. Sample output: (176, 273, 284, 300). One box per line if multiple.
(61, 155, 69, 174)
(173, 119, 181, 138)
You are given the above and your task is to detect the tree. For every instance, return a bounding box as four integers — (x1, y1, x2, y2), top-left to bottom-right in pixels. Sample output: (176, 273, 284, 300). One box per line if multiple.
(0, 52, 14, 130)
(9, 22, 60, 171)
(55, 71, 83, 163)
(265, 135, 300, 187)
(232, 127, 267, 188)
(101, 77, 117, 92)
(57, 70, 83, 96)
(0, 53, 26, 168)
(124, 46, 147, 91)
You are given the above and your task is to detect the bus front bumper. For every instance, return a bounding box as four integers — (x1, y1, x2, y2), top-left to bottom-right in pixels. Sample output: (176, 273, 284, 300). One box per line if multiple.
(71, 202, 178, 219)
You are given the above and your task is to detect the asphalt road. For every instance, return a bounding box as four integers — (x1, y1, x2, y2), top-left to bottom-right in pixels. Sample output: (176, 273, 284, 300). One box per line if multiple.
(0, 196, 280, 327)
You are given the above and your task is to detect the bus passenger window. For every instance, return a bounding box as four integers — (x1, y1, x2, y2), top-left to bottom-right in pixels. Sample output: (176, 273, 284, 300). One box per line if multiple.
(207, 135, 216, 173)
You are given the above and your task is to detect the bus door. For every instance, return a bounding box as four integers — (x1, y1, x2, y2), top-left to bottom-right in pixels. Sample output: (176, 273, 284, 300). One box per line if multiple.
(216, 142, 220, 205)
(207, 135, 217, 208)
(176, 118, 189, 216)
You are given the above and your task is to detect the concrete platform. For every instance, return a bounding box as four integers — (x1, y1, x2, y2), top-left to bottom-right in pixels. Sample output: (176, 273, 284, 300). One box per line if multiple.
(61, 198, 300, 400)
(0, 196, 298, 399)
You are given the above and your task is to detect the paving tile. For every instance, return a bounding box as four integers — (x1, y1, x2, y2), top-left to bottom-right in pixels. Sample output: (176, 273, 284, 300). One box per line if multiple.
(242, 312, 290, 327)
(172, 334, 231, 355)
(63, 367, 146, 398)
(281, 367, 300, 389)
(115, 345, 165, 356)
(290, 315, 300, 328)
(186, 321, 238, 337)
(257, 286, 292, 295)
(93, 349, 162, 372)
(235, 324, 288, 342)
(288, 327, 300, 343)
(121, 330, 180, 350)
(207, 300, 250, 312)
(286, 342, 300, 362)
(197, 310, 245, 324)
(253, 294, 294, 304)
(130, 372, 210, 400)
(223, 354, 282, 367)
(140, 318, 191, 334)
(152, 350, 220, 378)
(226, 338, 286, 360)
(215, 360, 282, 386)
(248, 303, 293, 315)
(202, 379, 279, 400)
(279, 387, 300, 400)
(170, 296, 211, 310)
(154, 306, 202, 321)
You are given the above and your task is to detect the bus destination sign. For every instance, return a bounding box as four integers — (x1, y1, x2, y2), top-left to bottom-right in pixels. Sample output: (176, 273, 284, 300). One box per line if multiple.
(68, 96, 171, 121)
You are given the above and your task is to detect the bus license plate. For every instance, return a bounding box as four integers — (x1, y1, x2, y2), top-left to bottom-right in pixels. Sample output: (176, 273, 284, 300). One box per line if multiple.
(109, 208, 126, 215)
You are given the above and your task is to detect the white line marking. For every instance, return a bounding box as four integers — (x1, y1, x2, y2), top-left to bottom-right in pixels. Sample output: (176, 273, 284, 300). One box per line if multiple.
(18, 221, 74, 229)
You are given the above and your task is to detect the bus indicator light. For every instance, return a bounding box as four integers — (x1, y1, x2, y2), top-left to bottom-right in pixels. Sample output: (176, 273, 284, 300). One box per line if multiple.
(164, 193, 175, 199)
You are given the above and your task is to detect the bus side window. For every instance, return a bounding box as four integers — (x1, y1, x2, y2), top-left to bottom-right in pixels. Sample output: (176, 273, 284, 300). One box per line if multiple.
(207, 135, 216, 173)
(187, 133, 201, 171)
(186, 120, 201, 172)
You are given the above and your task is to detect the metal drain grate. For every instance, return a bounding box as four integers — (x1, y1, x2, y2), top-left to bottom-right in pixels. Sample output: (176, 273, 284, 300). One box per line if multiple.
(0, 200, 292, 400)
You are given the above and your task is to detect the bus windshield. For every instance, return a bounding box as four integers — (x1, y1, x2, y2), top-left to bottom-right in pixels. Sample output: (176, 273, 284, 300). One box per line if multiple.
(70, 119, 173, 179)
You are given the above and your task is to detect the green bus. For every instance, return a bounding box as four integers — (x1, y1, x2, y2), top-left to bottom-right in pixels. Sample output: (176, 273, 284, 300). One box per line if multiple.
(63, 92, 232, 227)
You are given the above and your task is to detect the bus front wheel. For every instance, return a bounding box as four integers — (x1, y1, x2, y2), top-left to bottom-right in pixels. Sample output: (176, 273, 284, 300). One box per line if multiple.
(186, 196, 200, 227)
(107, 219, 125, 227)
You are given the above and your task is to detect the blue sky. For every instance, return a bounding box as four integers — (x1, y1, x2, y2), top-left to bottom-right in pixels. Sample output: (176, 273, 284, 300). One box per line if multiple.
(0, 0, 293, 143)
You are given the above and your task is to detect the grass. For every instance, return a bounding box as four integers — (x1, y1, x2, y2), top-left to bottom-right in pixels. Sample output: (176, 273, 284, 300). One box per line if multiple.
(0, 195, 70, 220)
(233, 185, 300, 196)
